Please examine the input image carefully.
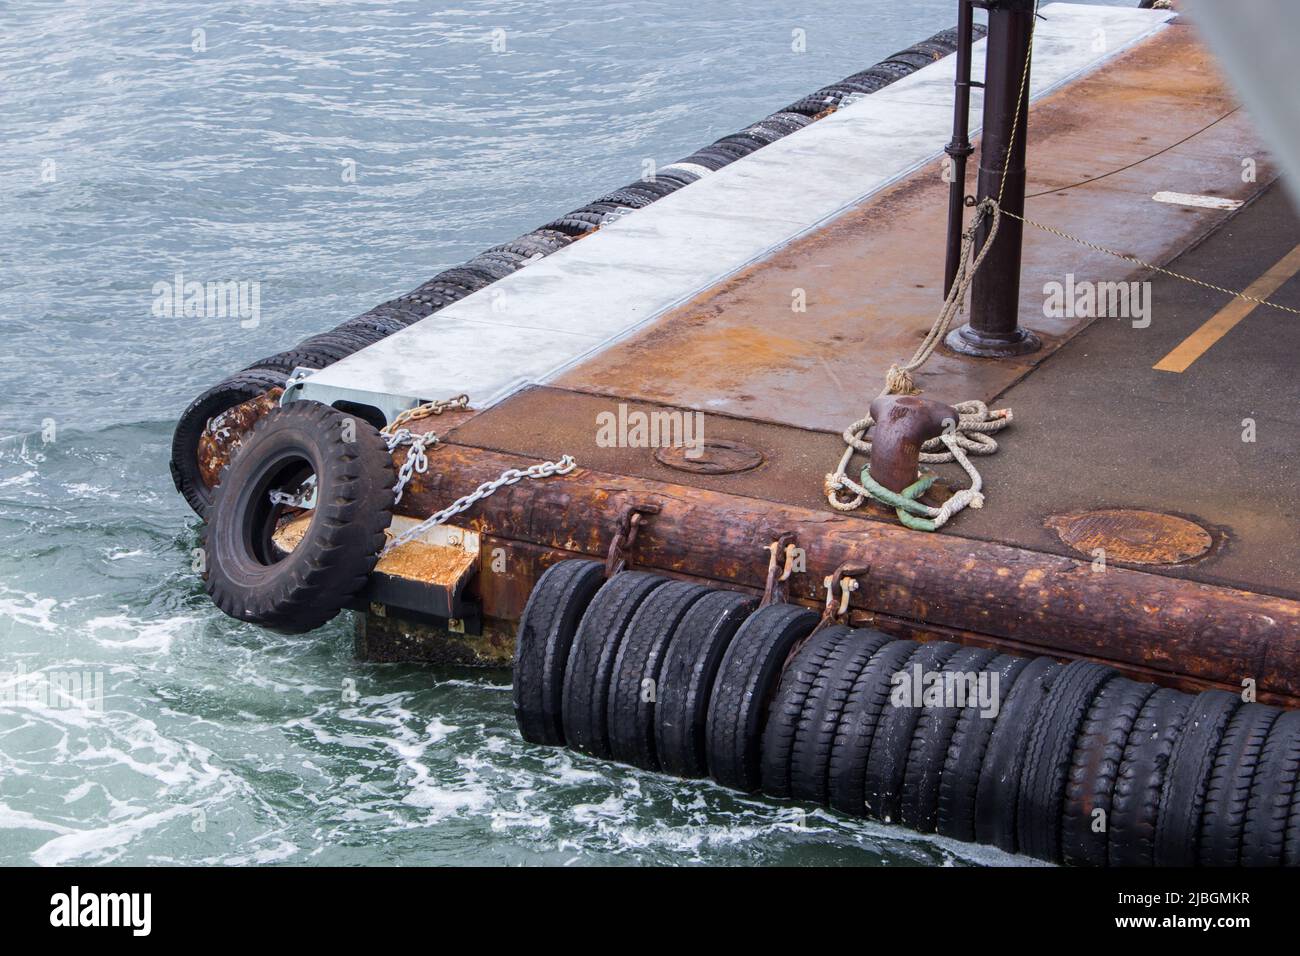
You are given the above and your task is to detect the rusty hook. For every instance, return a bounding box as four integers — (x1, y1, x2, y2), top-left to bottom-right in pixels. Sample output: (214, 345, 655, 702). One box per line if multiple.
(813, 562, 870, 634)
(760, 532, 799, 607)
(605, 502, 662, 577)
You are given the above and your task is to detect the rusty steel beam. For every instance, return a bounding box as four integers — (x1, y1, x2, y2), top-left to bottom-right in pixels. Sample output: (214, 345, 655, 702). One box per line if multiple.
(947, 0, 1042, 358)
(942, 0, 977, 297)
(395, 443, 1300, 702)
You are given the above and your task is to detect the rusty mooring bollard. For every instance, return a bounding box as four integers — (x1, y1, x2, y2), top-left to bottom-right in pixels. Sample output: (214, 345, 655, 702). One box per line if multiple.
(866, 395, 957, 493)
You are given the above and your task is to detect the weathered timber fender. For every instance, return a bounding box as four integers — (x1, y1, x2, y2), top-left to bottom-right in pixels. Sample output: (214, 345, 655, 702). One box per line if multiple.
(402, 444, 1300, 705)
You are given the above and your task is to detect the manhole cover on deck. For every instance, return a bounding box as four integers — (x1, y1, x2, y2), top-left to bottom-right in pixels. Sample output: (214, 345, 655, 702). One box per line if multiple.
(655, 438, 764, 475)
(1046, 509, 1212, 565)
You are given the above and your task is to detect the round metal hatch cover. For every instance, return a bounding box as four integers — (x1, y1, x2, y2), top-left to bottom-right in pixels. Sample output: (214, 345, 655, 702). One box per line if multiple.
(1046, 509, 1212, 565)
(655, 438, 764, 475)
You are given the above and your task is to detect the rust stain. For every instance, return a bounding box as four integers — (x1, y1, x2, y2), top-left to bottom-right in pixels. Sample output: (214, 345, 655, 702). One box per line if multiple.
(273, 513, 476, 584)
(197, 387, 282, 488)
(1046, 509, 1214, 566)
(552, 26, 1265, 431)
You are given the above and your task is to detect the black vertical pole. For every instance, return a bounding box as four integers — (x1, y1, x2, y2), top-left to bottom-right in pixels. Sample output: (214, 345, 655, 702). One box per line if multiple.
(943, 0, 976, 297)
(946, 0, 1041, 357)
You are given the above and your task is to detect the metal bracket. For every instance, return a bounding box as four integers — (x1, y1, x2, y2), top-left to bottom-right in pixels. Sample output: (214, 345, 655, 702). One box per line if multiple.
(813, 562, 870, 634)
(605, 503, 661, 577)
(759, 532, 800, 607)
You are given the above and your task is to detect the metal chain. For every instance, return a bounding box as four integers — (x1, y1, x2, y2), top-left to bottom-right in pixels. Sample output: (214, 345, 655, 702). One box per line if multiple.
(997, 0, 1297, 317)
(384, 394, 469, 433)
(1004, 208, 1300, 317)
(269, 474, 317, 509)
(381, 455, 578, 556)
(381, 394, 469, 504)
(385, 428, 436, 504)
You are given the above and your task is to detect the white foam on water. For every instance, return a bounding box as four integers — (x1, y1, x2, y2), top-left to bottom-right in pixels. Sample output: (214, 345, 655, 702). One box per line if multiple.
(0, 801, 76, 835)
(31, 804, 192, 866)
(0, 587, 59, 632)
(87, 613, 194, 654)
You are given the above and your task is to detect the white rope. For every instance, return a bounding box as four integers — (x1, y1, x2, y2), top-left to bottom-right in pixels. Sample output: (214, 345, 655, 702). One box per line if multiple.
(824, 199, 1013, 527)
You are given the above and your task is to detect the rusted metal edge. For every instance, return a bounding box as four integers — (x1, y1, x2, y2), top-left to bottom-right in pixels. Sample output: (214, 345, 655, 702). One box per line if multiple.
(401, 443, 1300, 704)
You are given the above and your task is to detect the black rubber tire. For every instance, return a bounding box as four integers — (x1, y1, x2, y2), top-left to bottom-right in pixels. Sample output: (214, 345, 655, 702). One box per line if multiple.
(763, 111, 814, 132)
(430, 267, 494, 292)
(783, 94, 838, 117)
(1061, 677, 1156, 867)
(882, 50, 934, 72)
(243, 349, 332, 375)
(899, 646, 999, 834)
(340, 315, 406, 338)
(863, 640, 961, 823)
(705, 602, 818, 792)
(1153, 689, 1240, 866)
(607, 580, 711, 770)
(1286, 752, 1300, 867)
(735, 124, 784, 145)
(906, 38, 959, 60)
(448, 257, 510, 283)
(472, 249, 529, 271)
(511, 559, 606, 746)
(596, 188, 655, 210)
(652, 169, 700, 189)
(827, 639, 920, 816)
(712, 134, 766, 156)
(1199, 702, 1281, 866)
(974, 656, 1062, 853)
(936, 654, 1030, 842)
(399, 286, 465, 310)
(366, 302, 427, 325)
(1107, 687, 1192, 867)
(679, 148, 733, 172)
(619, 179, 679, 201)
(294, 334, 361, 364)
(545, 214, 602, 237)
(560, 571, 668, 759)
(868, 60, 918, 82)
(202, 401, 394, 633)
(821, 79, 878, 96)
(488, 230, 570, 260)
(760, 625, 853, 799)
(707, 139, 757, 161)
(170, 369, 289, 519)
(1018, 661, 1120, 863)
(1241, 709, 1300, 866)
(654, 590, 757, 778)
(790, 628, 894, 806)
(840, 71, 893, 94)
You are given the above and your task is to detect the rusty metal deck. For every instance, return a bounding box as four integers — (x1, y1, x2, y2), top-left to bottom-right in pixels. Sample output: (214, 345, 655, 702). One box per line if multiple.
(548, 21, 1265, 428)
(440, 16, 1296, 602)
(350, 11, 1300, 701)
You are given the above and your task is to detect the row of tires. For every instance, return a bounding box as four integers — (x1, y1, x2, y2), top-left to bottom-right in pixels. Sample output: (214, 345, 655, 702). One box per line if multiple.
(168, 25, 981, 520)
(514, 560, 1300, 866)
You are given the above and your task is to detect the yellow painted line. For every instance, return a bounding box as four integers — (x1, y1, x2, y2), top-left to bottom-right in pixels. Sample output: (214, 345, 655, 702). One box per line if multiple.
(1154, 243, 1300, 373)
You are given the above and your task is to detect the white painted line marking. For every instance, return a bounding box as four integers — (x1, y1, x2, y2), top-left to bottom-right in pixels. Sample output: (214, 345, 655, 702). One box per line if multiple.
(1152, 191, 1244, 210)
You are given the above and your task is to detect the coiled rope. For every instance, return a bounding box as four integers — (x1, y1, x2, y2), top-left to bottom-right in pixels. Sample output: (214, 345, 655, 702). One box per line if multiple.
(822, 0, 1042, 531)
(823, 198, 1014, 531)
